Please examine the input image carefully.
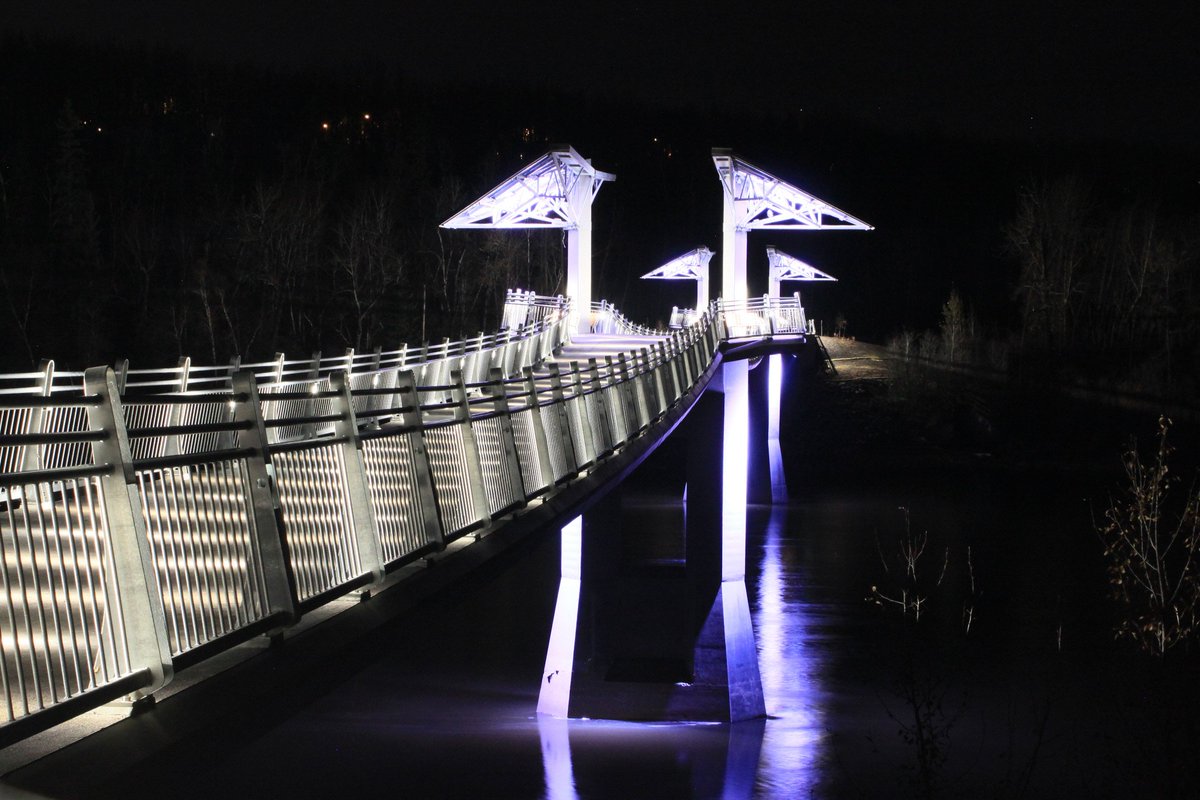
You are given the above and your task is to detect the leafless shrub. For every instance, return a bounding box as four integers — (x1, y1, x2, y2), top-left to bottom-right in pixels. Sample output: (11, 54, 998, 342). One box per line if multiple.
(1098, 416, 1200, 657)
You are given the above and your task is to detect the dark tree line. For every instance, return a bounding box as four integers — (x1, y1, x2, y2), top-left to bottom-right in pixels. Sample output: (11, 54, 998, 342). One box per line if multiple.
(0, 38, 566, 371)
(4, 34, 1198, 401)
(1006, 178, 1200, 393)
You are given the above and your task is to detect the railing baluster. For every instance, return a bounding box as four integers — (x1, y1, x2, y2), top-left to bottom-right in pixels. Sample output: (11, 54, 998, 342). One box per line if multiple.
(394, 370, 444, 551)
(82, 367, 174, 700)
(484, 367, 528, 507)
(229, 371, 299, 624)
(329, 372, 385, 591)
(450, 369, 491, 531)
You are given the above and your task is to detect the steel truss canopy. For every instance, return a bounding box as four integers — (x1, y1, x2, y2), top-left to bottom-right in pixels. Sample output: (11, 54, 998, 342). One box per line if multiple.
(641, 246, 714, 311)
(440, 145, 615, 229)
(712, 149, 873, 232)
(639, 247, 714, 282)
(766, 246, 837, 282)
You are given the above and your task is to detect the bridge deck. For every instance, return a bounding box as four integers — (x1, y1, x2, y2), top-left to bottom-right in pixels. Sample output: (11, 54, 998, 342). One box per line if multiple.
(0, 294, 814, 758)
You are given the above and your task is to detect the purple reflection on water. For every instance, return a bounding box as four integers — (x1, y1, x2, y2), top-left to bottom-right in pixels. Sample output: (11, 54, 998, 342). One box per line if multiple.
(539, 716, 760, 800)
(751, 505, 825, 797)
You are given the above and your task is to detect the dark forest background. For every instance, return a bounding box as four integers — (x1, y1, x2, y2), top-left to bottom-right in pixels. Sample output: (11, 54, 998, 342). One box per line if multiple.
(1, 35, 1197, 400)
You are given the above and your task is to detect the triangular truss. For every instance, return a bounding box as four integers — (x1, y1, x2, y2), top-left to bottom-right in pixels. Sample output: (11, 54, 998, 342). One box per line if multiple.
(712, 149, 872, 232)
(766, 246, 837, 282)
(441, 146, 615, 229)
(639, 247, 714, 281)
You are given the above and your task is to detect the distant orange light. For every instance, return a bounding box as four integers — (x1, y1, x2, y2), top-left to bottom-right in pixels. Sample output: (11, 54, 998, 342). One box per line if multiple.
(321, 122, 330, 130)
(363, 113, 370, 120)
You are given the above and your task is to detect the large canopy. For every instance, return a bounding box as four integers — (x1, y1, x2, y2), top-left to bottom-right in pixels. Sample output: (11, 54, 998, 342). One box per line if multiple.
(712, 149, 872, 232)
(441, 145, 615, 229)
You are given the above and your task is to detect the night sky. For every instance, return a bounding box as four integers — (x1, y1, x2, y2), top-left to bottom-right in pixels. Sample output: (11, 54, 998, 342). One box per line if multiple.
(4, 1, 1196, 148)
(1, 1, 1198, 343)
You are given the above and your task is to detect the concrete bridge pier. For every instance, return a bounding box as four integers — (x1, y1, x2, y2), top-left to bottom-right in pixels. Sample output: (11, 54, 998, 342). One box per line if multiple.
(767, 353, 788, 504)
(537, 363, 765, 722)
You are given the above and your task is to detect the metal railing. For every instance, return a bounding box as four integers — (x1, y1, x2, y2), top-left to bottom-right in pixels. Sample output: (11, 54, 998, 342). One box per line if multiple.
(717, 293, 813, 339)
(501, 289, 571, 331)
(587, 300, 659, 337)
(0, 300, 723, 746)
(0, 300, 576, 402)
(0, 306, 577, 474)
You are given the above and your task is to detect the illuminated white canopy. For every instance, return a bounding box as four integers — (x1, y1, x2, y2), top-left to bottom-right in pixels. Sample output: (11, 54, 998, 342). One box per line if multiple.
(441, 145, 615, 230)
(640, 247, 712, 282)
(766, 245, 835, 301)
(765, 246, 837, 282)
(441, 145, 614, 330)
(712, 149, 872, 232)
(640, 247, 713, 310)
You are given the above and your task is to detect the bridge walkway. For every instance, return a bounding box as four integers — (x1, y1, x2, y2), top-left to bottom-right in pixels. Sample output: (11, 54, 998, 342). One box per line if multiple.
(0, 294, 810, 764)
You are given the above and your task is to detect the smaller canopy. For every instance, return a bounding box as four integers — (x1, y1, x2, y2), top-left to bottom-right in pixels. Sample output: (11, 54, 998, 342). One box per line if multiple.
(766, 246, 836, 300)
(640, 247, 714, 282)
(766, 246, 837, 282)
(640, 247, 713, 309)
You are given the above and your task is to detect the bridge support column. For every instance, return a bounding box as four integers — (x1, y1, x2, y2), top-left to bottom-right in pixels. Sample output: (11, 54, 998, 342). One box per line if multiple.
(767, 353, 787, 503)
(702, 360, 767, 720)
(537, 365, 764, 723)
(538, 516, 583, 718)
(566, 169, 593, 334)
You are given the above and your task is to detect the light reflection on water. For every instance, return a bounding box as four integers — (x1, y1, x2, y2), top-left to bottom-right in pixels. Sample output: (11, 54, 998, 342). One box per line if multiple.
(538, 715, 764, 800)
(536, 502, 826, 799)
(752, 506, 825, 798)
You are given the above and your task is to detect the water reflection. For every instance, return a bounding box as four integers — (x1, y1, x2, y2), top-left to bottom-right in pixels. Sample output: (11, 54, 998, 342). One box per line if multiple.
(538, 716, 579, 800)
(536, 505, 827, 799)
(753, 505, 825, 796)
(538, 716, 765, 800)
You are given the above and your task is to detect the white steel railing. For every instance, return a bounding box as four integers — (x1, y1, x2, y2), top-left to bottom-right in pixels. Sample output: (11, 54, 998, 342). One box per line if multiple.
(0, 299, 577, 402)
(587, 300, 659, 337)
(501, 289, 571, 332)
(717, 293, 813, 339)
(0, 302, 577, 473)
(0, 303, 723, 746)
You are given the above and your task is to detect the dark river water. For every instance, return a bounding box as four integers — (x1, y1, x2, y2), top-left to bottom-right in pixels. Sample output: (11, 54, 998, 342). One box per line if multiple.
(8, 369, 1200, 799)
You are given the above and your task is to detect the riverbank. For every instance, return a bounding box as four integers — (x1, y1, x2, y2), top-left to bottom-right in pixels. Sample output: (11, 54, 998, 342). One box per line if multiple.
(791, 337, 1191, 488)
(780, 337, 1200, 797)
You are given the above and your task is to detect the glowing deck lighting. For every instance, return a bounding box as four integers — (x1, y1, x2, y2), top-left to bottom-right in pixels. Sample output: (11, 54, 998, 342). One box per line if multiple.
(441, 146, 614, 328)
(639, 247, 713, 311)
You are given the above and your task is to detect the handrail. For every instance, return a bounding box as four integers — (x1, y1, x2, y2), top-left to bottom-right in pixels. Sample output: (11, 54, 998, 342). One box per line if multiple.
(2, 293, 576, 398)
(0, 297, 732, 747)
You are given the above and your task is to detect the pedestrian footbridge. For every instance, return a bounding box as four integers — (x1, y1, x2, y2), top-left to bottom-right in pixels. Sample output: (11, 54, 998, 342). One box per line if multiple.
(0, 144, 870, 753)
(0, 291, 820, 748)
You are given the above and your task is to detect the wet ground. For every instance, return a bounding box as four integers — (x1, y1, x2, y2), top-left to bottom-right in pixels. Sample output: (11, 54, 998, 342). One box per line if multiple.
(6, 340, 1199, 798)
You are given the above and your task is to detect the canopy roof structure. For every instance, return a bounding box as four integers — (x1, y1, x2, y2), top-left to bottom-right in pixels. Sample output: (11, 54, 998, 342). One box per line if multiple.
(639, 247, 714, 282)
(640, 247, 714, 310)
(712, 149, 873, 232)
(440, 145, 614, 329)
(765, 246, 837, 283)
(441, 145, 615, 230)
